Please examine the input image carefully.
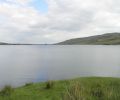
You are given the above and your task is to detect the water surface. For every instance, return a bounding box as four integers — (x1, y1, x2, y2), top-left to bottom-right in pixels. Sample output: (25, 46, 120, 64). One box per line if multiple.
(0, 45, 120, 87)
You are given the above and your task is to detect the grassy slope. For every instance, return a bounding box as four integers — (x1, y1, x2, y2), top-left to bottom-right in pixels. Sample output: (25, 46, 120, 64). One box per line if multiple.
(0, 77, 120, 100)
(57, 33, 120, 45)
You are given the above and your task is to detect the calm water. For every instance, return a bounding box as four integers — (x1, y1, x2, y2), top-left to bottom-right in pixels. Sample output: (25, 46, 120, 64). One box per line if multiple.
(0, 45, 120, 87)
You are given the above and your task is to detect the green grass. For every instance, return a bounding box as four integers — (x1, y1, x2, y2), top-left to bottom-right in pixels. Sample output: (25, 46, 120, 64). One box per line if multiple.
(0, 77, 120, 100)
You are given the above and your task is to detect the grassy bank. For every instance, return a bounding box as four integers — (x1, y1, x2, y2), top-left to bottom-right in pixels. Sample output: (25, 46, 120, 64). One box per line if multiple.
(0, 77, 120, 100)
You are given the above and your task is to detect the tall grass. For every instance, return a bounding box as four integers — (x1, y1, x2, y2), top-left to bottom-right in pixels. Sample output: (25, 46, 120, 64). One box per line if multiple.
(62, 81, 85, 100)
(62, 79, 120, 100)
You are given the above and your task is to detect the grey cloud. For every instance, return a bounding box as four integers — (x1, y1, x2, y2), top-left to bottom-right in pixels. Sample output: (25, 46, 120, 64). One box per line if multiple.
(0, 0, 120, 43)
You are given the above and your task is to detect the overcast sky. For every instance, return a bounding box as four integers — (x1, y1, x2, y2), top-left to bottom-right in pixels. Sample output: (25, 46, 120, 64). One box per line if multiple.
(0, 0, 120, 43)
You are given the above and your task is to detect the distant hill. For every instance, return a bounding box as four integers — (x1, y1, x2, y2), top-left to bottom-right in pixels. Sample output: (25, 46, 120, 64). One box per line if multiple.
(57, 33, 120, 45)
(0, 42, 8, 45)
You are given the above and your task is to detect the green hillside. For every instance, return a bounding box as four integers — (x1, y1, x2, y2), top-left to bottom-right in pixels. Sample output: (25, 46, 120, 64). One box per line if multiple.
(57, 33, 120, 45)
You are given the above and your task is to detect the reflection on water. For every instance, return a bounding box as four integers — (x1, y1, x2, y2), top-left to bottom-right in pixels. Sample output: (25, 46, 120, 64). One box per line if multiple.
(0, 45, 120, 87)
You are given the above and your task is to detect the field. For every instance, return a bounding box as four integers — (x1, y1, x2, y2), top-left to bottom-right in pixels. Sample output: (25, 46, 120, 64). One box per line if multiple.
(0, 77, 120, 100)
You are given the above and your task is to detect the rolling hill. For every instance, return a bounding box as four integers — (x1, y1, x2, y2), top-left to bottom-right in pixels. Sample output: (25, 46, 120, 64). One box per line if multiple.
(57, 33, 120, 45)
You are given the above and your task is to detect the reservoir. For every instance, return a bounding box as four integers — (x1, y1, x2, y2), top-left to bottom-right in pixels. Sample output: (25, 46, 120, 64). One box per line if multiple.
(0, 45, 120, 87)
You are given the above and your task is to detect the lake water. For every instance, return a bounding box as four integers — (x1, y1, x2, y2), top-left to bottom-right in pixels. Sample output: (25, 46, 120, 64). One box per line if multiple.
(0, 45, 120, 87)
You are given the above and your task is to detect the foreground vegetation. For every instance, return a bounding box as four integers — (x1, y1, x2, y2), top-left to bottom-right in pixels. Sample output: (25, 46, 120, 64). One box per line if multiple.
(0, 77, 120, 100)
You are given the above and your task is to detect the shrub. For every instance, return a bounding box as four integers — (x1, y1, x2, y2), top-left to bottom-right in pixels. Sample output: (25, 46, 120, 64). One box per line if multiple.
(0, 85, 14, 96)
(25, 82, 33, 87)
(45, 81, 54, 89)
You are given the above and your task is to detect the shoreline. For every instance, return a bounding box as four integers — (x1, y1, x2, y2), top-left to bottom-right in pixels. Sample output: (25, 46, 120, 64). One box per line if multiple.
(0, 77, 120, 100)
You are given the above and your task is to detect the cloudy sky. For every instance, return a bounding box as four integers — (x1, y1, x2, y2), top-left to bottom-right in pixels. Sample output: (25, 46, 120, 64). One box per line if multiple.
(0, 0, 120, 44)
